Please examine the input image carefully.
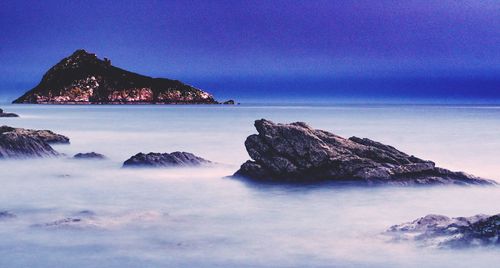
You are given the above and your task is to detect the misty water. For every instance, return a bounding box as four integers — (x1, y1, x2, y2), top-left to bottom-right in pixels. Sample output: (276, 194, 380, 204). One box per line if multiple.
(0, 104, 499, 267)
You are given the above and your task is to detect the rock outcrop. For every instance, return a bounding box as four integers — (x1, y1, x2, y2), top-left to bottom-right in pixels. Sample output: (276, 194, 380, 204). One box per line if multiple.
(123, 152, 211, 168)
(387, 213, 500, 248)
(0, 126, 69, 144)
(234, 119, 494, 185)
(73, 152, 106, 160)
(0, 108, 19, 117)
(13, 49, 221, 104)
(0, 126, 67, 158)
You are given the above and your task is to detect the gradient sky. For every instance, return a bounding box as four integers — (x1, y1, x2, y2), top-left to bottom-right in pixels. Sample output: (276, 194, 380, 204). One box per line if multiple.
(0, 0, 499, 102)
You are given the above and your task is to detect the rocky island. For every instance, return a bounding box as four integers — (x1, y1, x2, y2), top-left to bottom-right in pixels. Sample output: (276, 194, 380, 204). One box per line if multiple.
(387, 213, 500, 248)
(234, 119, 495, 185)
(13, 49, 227, 104)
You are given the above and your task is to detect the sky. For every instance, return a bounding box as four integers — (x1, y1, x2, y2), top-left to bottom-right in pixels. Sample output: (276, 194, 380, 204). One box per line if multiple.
(0, 0, 499, 103)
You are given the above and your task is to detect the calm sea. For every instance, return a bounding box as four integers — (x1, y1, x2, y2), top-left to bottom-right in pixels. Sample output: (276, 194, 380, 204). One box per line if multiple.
(0, 103, 499, 267)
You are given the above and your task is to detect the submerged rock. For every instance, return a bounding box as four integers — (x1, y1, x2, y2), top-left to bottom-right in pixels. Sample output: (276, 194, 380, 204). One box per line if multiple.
(73, 152, 106, 160)
(123, 152, 211, 168)
(0, 211, 16, 219)
(0, 126, 64, 158)
(34, 218, 84, 228)
(234, 119, 494, 185)
(387, 213, 500, 248)
(13, 49, 221, 104)
(32, 210, 165, 229)
(0, 108, 19, 117)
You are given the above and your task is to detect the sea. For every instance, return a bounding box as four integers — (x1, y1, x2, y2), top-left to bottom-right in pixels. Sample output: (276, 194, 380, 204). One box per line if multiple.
(0, 103, 499, 267)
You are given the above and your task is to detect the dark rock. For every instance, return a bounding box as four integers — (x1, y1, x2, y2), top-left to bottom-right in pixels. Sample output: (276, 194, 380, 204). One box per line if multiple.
(73, 152, 106, 159)
(0, 125, 69, 144)
(387, 213, 500, 248)
(0, 108, 19, 117)
(0, 126, 64, 158)
(32, 210, 98, 229)
(234, 119, 495, 185)
(75, 210, 96, 217)
(13, 49, 221, 104)
(0, 211, 16, 219)
(32, 218, 83, 228)
(123, 152, 211, 168)
(222, 100, 236, 105)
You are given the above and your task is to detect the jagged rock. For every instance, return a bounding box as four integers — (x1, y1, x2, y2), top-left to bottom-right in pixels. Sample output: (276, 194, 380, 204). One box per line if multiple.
(0, 108, 19, 117)
(123, 152, 211, 168)
(234, 119, 494, 185)
(0, 126, 69, 144)
(387, 213, 500, 248)
(0, 126, 65, 158)
(13, 49, 222, 104)
(73, 152, 106, 160)
(0, 211, 16, 219)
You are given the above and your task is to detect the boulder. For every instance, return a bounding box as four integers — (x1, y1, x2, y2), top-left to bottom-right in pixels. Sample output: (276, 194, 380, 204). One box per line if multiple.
(123, 152, 211, 168)
(0, 126, 64, 158)
(234, 119, 494, 185)
(0, 126, 69, 144)
(387, 213, 500, 248)
(73, 152, 106, 160)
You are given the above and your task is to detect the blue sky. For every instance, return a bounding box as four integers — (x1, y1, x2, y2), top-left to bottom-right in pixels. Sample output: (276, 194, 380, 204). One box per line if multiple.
(0, 0, 499, 102)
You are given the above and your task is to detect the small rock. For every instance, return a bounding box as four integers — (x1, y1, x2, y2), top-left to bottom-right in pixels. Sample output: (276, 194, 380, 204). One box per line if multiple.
(123, 152, 211, 168)
(33, 218, 83, 228)
(75, 210, 96, 217)
(387, 213, 500, 248)
(0, 211, 16, 219)
(0, 108, 19, 117)
(73, 152, 106, 160)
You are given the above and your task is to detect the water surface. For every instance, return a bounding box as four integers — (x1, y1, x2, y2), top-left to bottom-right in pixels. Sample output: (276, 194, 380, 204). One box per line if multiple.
(0, 104, 499, 267)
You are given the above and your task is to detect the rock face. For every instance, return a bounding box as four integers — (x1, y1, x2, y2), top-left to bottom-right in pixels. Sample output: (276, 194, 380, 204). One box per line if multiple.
(123, 152, 211, 168)
(387, 214, 500, 248)
(0, 108, 19, 117)
(13, 49, 220, 104)
(234, 119, 494, 185)
(0, 126, 67, 158)
(73, 152, 106, 160)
